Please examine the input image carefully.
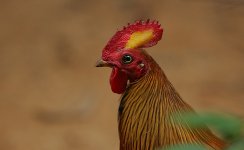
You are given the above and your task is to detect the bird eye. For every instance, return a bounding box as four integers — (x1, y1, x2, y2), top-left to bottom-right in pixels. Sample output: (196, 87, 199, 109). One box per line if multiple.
(122, 54, 133, 64)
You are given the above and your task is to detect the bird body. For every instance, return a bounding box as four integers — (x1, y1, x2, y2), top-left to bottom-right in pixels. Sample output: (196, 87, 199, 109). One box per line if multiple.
(96, 20, 226, 150)
(118, 50, 225, 150)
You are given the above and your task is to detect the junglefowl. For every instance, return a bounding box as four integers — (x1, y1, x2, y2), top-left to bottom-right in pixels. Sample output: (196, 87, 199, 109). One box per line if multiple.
(96, 20, 226, 150)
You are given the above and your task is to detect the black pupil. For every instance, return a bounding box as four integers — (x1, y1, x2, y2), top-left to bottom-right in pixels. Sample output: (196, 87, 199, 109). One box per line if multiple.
(122, 55, 132, 64)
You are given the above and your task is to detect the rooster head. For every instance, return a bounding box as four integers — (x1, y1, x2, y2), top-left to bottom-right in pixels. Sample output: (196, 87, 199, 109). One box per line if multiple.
(96, 20, 163, 94)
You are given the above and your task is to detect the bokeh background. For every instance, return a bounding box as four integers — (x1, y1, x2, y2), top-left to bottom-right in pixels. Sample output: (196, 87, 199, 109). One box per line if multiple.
(0, 0, 243, 150)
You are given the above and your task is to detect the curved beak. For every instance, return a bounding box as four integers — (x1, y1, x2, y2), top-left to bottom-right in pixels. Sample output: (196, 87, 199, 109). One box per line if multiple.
(95, 59, 111, 67)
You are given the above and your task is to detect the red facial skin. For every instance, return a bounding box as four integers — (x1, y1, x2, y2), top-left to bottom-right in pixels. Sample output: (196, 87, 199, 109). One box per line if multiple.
(104, 49, 149, 94)
(100, 20, 163, 94)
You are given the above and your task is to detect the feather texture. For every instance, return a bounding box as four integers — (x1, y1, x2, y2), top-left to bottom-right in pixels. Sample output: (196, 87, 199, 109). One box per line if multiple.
(118, 50, 226, 150)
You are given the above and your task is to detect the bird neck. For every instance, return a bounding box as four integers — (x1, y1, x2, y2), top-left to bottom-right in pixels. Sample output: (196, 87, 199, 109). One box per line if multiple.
(118, 56, 225, 150)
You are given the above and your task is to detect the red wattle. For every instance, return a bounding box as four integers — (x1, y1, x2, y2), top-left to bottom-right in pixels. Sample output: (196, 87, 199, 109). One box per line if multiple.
(110, 67, 128, 94)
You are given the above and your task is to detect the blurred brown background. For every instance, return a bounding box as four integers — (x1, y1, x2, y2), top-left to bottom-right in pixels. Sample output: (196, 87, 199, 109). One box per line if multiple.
(0, 0, 243, 150)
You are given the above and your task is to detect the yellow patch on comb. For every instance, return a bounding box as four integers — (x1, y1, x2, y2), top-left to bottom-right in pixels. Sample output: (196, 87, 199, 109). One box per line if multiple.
(125, 30, 153, 49)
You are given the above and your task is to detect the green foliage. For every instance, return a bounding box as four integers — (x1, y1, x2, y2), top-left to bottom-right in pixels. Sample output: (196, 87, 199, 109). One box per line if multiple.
(164, 144, 206, 150)
(226, 139, 244, 150)
(160, 112, 244, 150)
(178, 112, 242, 140)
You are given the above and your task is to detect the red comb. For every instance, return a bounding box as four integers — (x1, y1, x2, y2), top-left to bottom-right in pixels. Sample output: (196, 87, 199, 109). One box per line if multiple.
(102, 20, 163, 60)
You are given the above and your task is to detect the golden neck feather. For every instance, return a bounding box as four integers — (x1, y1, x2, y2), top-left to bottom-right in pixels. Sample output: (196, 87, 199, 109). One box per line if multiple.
(118, 54, 225, 150)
